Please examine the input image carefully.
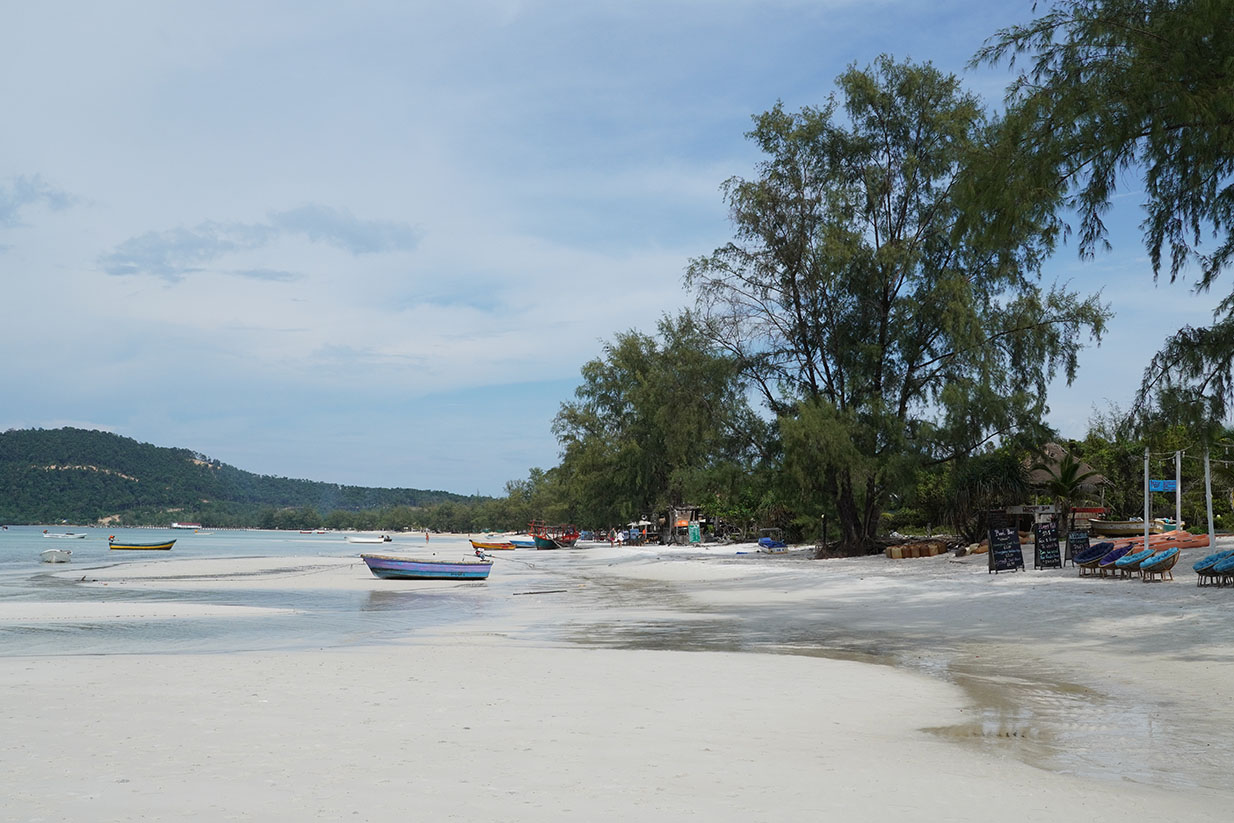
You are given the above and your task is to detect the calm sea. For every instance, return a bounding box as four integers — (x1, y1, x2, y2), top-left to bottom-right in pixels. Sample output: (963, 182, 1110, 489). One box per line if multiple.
(0, 526, 545, 657)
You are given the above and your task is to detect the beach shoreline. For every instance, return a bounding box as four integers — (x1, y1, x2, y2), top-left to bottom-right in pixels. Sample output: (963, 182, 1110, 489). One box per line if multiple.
(2, 539, 1233, 820)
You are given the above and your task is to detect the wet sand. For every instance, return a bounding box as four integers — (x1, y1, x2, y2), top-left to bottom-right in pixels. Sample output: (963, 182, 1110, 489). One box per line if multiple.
(2, 540, 1232, 820)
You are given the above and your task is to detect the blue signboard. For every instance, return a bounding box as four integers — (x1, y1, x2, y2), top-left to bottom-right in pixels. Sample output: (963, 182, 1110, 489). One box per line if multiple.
(1149, 479, 1177, 492)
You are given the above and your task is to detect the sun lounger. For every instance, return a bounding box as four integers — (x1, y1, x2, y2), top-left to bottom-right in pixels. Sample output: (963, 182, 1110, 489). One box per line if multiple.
(1094, 544, 1133, 577)
(1074, 542, 1114, 575)
(1139, 547, 1180, 582)
(1114, 547, 1158, 579)
(1193, 549, 1234, 587)
(1211, 554, 1234, 588)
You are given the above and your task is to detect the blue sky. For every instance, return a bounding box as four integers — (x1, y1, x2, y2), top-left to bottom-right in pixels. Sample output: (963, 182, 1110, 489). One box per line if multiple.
(0, 1, 1222, 495)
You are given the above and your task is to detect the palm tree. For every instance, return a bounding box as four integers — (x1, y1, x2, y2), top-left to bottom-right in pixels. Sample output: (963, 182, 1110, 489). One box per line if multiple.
(1032, 451, 1102, 531)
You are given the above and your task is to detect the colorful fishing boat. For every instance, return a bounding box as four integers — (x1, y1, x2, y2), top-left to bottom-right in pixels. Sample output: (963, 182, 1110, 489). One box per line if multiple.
(108, 536, 176, 551)
(469, 539, 515, 551)
(509, 538, 537, 549)
(360, 553, 493, 580)
(528, 520, 580, 549)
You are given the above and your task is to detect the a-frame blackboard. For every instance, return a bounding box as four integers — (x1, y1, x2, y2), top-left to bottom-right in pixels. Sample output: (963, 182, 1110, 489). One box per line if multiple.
(1065, 530, 1090, 566)
(1033, 522, 1061, 569)
(988, 525, 1024, 573)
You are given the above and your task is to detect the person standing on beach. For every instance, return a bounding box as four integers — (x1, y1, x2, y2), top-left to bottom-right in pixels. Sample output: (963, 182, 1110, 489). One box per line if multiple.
(425, 531, 430, 543)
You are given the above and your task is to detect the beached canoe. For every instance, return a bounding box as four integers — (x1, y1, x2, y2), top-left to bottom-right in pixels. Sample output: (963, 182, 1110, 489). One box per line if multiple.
(360, 553, 493, 580)
(108, 537, 175, 551)
(470, 539, 515, 551)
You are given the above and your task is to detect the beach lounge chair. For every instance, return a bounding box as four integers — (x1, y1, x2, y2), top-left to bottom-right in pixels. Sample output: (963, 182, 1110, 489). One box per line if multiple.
(1094, 545, 1133, 577)
(1114, 547, 1158, 579)
(1074, 542, 1114, 576)
(1211, 554, 1234, 588)
(1139, 547, 1180, 582)
(1193, 549, 1234, 587)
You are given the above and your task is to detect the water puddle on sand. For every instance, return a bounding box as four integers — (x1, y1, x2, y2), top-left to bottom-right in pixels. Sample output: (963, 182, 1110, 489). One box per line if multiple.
(556, 574, 1234, 795)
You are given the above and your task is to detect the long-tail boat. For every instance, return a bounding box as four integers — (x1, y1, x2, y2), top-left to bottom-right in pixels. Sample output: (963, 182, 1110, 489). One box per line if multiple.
(108, 536, 176, 551)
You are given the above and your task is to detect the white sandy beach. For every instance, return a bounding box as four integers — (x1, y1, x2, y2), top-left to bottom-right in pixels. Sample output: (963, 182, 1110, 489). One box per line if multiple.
(3, 540, 1233, 821)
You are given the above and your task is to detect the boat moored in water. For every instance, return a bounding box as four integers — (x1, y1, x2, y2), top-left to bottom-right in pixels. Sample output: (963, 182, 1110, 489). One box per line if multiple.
(42, 530, 87, 539)
(108, 536, 176, 551)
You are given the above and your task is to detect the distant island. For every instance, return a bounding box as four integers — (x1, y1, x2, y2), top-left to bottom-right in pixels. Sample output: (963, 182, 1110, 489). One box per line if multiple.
(0, 427, 487, 530)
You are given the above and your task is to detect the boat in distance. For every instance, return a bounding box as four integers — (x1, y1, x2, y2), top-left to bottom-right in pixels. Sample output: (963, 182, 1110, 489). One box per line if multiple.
(346, 535, 391, 544)
(360, 553, 493, 580)
(1088, 518, 1184, 536)
(42, 530, 87, 539)
(40, 548, 72, 563)
(108, 536, 176, 551)
(469, 539, 515, 550)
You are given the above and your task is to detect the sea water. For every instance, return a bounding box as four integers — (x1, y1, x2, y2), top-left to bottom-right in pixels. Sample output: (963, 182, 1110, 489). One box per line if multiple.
(0, 526, 534, 657)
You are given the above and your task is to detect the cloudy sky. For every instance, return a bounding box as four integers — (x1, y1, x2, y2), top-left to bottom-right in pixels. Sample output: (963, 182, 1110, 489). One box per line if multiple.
(0, 1, 1221, 495)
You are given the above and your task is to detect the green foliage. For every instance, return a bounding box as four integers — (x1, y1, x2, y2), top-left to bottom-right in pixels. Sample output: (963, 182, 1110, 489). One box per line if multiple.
(552, 313, 760, 529)
(687, 56, 1108, 553)
(0, 427, 484, 526)
(930, 450, 1031, 543)
(975, 0, 1234, 432)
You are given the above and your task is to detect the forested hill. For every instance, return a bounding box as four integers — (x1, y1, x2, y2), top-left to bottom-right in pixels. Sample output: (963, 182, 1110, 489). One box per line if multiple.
(0, 427, 479, 525)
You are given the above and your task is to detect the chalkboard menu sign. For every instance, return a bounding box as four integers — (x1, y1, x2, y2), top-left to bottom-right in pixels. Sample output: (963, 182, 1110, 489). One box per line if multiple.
(1034, 522, 1061, 569)
(1065, 530, 1090, 566)
(988, 526, 1024, 573)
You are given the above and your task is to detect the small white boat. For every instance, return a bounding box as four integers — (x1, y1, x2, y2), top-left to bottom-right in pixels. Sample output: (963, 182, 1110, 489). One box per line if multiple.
(346, 535, 391, 544)
(42, 530, 87, 539)
(40, 548, 72, 563)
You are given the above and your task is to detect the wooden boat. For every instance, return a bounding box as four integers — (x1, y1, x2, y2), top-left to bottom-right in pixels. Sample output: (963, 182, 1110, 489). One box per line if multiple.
(360, 553, 493, 580)
(346, 535, 391, 544)
(528, 520, 580, 549)
(469, 539, 515, 551)
(42, 530, 87, 539)
(509, 538, 537, 549)
(40, 548, 72, 563)
(108, 537, 175, 551)
(1088, 518, 1184, 536)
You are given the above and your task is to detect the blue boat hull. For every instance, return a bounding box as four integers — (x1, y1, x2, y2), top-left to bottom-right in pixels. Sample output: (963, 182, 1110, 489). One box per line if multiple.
(360, 554, 492, 580)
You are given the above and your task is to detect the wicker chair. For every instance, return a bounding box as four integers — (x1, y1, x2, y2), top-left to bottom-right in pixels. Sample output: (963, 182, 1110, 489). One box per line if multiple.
(1096, 545, 1134, 578)
(1114, 547, 1158, 579)
(1140, 547, 1180, 582)
(1074, 542, 1114, 576)
(1193, 550, 1234, 587)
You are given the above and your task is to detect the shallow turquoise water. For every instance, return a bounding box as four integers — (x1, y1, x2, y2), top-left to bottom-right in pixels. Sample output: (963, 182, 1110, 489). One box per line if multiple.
(0, 526, 523, 656)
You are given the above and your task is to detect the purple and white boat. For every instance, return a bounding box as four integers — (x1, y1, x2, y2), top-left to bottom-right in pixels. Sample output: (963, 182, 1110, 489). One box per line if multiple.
(360, 553, 493, 580)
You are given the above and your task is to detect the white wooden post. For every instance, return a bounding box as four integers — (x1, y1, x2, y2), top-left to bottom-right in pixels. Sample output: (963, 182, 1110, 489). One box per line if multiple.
(1206, 449, 1216, 546)
(1144, 447, 1151, 551)
(1175, 450, 1182, 529)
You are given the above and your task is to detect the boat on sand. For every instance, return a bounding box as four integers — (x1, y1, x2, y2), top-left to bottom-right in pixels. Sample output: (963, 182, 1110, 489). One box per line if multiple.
(40, 548, 72, 563)
(360, 553, 493, 580)
(470, 539, 515, 551)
